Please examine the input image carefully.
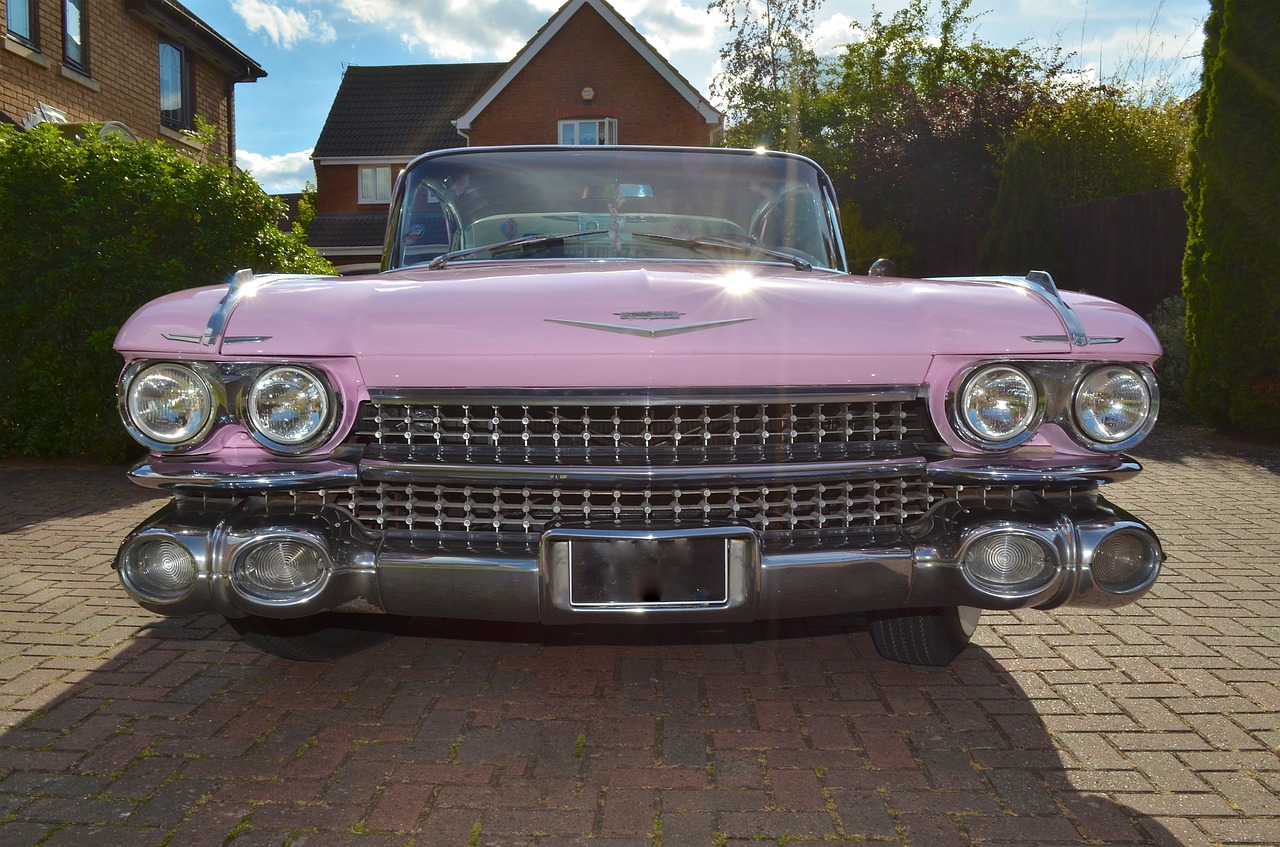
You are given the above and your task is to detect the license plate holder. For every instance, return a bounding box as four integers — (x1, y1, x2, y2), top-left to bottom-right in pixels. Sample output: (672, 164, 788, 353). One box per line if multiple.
(540, 525, 758, 621)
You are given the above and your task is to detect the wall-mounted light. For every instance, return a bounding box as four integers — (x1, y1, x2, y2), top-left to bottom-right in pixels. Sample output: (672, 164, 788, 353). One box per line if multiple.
(581, 87, 595, 103)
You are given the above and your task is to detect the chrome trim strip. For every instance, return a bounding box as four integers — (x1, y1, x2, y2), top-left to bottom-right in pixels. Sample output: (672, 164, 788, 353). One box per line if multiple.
(368, 385, 927, 405)
(925, 456, 1142, 486)
(127, 461, 358, 492)
(1023, 335, 1124, 346)
(544, 317, 755, 338)
(360, 457, 928, 487)
(201, 268, 256, 347)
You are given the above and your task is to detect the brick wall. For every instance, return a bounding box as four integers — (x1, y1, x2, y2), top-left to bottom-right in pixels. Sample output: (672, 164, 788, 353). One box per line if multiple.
(467, 4, 715, 147)
(1, 0, 236, 158)
(315, 161, 412, 215)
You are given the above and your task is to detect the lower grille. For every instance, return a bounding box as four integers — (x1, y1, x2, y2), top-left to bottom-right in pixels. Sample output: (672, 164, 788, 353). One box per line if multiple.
(330, 477, 935, 541)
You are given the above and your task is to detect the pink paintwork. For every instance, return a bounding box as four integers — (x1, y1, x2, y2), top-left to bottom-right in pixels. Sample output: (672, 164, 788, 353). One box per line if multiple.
(116, 263, 1158, 382)
(115, 261, 1160, 457)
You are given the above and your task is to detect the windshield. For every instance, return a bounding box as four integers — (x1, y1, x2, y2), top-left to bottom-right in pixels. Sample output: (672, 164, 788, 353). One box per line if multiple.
(382, 147, 847, 272)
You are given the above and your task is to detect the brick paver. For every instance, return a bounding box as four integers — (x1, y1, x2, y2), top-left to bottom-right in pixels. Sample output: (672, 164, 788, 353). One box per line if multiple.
(0, 423, 1276, 845)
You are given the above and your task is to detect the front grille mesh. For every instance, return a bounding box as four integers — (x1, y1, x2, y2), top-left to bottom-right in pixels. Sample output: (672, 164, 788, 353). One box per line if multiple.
(329, 390, 942, 542)
(331, 477, 934, 541)
(352, 396, 930, 451)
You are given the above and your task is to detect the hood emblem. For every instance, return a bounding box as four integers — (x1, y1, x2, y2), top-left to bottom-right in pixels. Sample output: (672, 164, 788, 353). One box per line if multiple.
(546, 316, 754, 338)
(615, 310, 686, 321)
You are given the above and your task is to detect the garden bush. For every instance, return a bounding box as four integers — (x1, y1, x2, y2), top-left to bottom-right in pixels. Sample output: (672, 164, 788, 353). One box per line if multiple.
(0, 124, 335, 460)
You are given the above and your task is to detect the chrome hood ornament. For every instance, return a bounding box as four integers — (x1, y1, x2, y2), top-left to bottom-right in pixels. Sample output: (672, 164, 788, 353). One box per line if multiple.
(545, 316, 755, 338)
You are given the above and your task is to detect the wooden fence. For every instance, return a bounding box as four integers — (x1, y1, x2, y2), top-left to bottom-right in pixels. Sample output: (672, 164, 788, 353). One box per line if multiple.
(908, 187, 1187, 318)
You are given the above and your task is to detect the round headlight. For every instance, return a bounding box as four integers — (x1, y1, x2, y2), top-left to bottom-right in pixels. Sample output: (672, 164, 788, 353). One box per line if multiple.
(246, 366, 333, 451)
(1073, 366, 1153, 445)
(958, 365, 1038, 445)
(125, 363, 215, 447)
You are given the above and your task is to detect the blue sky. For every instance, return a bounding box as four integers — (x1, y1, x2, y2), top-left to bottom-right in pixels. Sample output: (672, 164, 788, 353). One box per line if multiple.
(188, 0, 1208, 195)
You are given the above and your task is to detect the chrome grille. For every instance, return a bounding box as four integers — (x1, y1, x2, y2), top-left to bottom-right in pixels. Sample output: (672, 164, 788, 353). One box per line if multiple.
(352, 390, 930, 453)
(334, 388, 941, 543)
(329, 477, 934, 540)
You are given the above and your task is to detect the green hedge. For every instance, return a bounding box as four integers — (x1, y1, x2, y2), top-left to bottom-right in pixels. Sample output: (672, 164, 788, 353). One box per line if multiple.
(1182, 1, 1280, 438)
(0, 124, 335, 461)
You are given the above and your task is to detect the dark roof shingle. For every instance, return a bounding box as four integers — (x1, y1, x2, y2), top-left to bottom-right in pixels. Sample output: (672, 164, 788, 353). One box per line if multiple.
(313, 63, 506, 159)
(306, 213, 389, 249)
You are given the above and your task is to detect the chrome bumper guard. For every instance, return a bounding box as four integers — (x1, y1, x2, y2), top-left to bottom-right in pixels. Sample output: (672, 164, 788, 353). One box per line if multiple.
(115, 465, 1163, 624)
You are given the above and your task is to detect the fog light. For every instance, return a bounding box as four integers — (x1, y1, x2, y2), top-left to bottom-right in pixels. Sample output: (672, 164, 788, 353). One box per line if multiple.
(124, 539, 197, 602)
(963, 533, 1055, 589)
(1092, 531, 1159, 592)
(234, 539, 327, 596)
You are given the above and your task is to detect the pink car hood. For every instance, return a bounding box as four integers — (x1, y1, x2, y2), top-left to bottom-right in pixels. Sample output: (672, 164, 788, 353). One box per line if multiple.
(114, 263, 1160, 389)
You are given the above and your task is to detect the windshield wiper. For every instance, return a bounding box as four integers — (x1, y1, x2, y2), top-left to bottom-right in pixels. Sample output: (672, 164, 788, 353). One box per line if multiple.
(632, 232, 813, 271)
(427, 229, 609, 269)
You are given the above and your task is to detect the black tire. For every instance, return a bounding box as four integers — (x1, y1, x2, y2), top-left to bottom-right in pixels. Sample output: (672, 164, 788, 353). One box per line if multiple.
(227, 613, 403, 662)
(868, 606, 980, 667)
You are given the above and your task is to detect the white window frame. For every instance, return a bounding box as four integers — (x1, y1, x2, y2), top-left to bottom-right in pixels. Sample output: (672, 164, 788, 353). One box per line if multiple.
(358, 165, 393, 205)
(559, 118, 617, 146)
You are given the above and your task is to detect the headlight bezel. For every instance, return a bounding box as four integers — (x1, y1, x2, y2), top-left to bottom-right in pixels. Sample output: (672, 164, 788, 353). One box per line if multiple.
(947, 360, 1159, 453)
(1070, 364, 1158, 450)
(951, 364, 1043, 449)
(120, 361, 223, 452)
(242, 364, 339, 454)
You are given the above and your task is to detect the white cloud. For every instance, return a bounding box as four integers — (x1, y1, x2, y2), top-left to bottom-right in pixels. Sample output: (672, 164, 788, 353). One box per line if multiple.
(238, 148, 317, 194)
(613, 0, 719, 58)
(336, 0, 545, 60)
(233, 0, 337, 49)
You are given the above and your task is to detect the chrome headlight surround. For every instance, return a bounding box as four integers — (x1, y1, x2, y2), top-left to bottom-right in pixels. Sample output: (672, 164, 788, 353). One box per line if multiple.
(243, 365, 338, 454)
(1070, 364, 1159, 451)
(952, 364, 1042, 449)
(119, 361, 222, 452)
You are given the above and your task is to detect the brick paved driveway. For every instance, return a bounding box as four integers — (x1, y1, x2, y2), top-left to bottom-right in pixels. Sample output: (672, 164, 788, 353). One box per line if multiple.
(0, 423, 1276, 846)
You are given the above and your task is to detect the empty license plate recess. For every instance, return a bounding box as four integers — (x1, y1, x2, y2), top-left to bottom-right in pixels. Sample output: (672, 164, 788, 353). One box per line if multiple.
(540, 525, 759, 621)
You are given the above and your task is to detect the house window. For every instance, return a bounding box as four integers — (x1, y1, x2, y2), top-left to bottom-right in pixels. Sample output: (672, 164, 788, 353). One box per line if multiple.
(359, 166, 393, 204)
(6, 0, 37, 47)
(559, 118, 617, 146)
(159, 39, 193, 129)
(63, 0, 87, 73)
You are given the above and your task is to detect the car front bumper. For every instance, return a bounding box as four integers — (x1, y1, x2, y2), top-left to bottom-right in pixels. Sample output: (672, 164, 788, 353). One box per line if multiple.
(115, 468, 1163, 624)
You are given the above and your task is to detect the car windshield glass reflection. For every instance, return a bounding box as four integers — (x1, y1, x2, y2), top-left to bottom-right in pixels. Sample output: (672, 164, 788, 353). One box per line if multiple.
(385, 148, 844, 272)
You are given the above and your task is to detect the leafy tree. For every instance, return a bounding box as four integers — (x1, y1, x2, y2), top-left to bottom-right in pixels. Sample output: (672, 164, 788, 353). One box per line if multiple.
(824, 0, 1063, 271)
(294, 180, 320, 235)
(708, 0, 824, 153)
(1181, 0, 1280, 436)
(981, 87, 1192, 278)
(0, 124, 335, 460)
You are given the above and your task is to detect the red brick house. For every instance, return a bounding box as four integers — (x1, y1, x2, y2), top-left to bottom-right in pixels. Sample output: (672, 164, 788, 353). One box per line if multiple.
(309, 0, 723, 274)
(1, 0, 264, 161)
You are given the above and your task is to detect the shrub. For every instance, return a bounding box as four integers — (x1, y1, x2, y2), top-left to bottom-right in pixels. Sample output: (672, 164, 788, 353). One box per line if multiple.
(0, 124, 335, 460)
(1181, 1, 1280, 438)
(1148, 295, 1193, 422)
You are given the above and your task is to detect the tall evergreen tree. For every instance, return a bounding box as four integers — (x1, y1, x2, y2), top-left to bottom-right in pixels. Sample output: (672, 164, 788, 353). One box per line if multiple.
(1181, 0, 1280, 436)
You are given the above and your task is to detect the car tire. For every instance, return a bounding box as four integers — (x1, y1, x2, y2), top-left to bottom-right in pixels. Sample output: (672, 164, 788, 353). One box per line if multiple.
(227, 613, 404, 662)
(868, 606, 980, 667)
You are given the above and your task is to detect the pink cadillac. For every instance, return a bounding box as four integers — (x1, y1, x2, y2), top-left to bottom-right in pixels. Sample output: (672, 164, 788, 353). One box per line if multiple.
(113, 146, 1163, 665)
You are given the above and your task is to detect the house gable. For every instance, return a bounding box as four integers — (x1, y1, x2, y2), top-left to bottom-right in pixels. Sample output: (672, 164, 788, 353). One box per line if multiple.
(457, 0, 720, 144)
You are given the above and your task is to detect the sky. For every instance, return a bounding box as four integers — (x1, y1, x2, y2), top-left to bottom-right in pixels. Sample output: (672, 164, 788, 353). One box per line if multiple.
(185, 0, 1210, 195)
